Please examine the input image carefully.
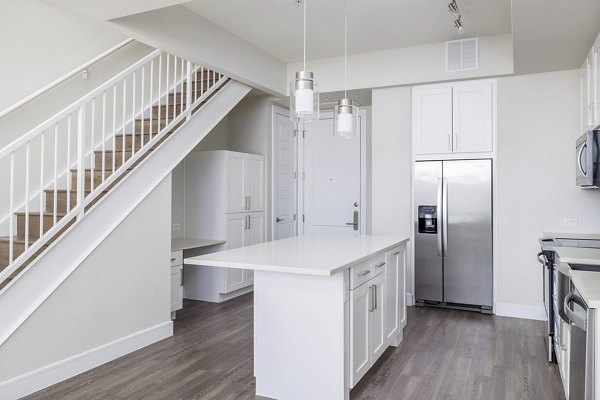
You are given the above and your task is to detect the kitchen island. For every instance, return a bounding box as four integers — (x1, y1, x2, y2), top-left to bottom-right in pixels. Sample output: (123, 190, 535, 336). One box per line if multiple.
(185, 235, 409, 400)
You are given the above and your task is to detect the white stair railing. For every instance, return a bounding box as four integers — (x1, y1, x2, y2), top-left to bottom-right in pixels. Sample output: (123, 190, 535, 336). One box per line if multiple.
(0, 49, 228, 288)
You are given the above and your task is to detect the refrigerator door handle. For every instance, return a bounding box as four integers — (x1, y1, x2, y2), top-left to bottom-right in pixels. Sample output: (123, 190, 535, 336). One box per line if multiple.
(437, 178, 443, 257)
(442, 178, 448, 257)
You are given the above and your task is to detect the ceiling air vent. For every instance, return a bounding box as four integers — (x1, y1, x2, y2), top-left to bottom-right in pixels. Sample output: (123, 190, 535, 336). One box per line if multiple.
(446, 37, 478, 72)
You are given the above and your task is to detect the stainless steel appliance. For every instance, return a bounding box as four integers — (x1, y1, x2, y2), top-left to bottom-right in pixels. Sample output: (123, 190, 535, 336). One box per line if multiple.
(538, 237, 600, 364)
(414, 159, 493, 312)
(576, 130, 599, 188)
(565, 287, 596, 400)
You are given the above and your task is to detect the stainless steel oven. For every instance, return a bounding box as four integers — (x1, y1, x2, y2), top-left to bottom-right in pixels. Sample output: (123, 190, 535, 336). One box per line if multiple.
(576, 130, 600, 188)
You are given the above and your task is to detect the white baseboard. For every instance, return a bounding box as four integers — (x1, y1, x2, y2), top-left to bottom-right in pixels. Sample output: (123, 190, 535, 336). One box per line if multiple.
(0, 321, 173, 400)
(406, 292, 414, 306)
(495, 302, 547, 321)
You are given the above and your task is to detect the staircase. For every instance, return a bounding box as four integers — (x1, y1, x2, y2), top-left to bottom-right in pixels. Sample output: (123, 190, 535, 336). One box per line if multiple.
(0, 49, 228, 292)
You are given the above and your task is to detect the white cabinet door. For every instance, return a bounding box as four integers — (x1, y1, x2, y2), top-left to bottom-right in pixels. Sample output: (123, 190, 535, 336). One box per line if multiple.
(384, 249, 400, 343)
(244, 212, 265, 285)
(170, 265, 183, 312)
(370, 273, 387, 362)
(224, 214, 247, 293)
(226, 153, 246, 213)
(452, 82, 493, 153)
(413, 86, 453, 155)
(350, 282, 371, 387)
(582, 68, 589, 134)
(246, 155, 265, 212)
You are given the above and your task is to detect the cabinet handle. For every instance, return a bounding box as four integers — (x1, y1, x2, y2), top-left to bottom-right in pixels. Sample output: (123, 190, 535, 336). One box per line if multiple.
(392, 251, 400, 256)
(180, 267, 184, 287)
(374, 285, 378, 310)
(246, 215, 251, 230)
(359, 270, 371, 277)
(374, 262, 385, 269)
(247, 196, 251, 210)
(171, 258, 176, 262)
(369, 285, 375, 312)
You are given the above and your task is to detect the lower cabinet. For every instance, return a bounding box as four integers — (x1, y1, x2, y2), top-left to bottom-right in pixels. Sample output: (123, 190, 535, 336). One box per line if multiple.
(170, 251, 183, 317)
(350, 243, 408, 388)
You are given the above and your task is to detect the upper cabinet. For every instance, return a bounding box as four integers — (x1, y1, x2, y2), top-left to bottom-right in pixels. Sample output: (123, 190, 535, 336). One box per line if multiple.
(413, 80, 495, 156)
(226, 153, 265, 214)
(581, 41, 599, 133)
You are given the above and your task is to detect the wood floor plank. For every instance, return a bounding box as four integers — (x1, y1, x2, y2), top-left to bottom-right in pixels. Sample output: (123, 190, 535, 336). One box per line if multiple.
(23, 294, 564, 400)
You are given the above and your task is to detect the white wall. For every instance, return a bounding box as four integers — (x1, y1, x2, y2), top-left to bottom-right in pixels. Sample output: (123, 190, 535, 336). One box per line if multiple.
(496, 70, 600, 310)
(0, 175, 171, 382)
(171, 117, 231, 239)
(111, 5, 288, 96)
(0, 0, 127, 113)
(370, 86, 413, 298)
(288, 34, 513, 94)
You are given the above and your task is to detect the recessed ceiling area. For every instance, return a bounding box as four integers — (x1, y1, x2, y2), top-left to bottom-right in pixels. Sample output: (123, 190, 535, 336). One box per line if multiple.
(184, 0, 512, 63)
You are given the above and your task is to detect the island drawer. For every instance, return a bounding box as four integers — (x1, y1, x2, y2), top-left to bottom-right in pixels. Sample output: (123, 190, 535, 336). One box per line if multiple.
(170, 251, 183, 267)
(350, 253, 386, 289)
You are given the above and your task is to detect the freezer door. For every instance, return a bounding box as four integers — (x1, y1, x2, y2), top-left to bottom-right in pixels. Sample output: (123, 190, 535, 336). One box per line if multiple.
(414, 161, 443, 302)
(443, 159, 493, 307)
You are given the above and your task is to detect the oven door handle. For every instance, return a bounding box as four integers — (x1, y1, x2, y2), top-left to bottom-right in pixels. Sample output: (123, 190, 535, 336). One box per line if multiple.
(564, 291, 588, 331)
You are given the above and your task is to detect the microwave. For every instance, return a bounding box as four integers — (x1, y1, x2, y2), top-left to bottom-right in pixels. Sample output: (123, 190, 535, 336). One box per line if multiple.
(576, 130, 599, 188)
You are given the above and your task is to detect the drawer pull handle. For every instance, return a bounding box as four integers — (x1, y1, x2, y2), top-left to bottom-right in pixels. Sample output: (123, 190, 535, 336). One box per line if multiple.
(359, 270, 371, 277)
(392, 251, 400, 256)
(374, 262, 385, 269)
(171, 258, 176, 262)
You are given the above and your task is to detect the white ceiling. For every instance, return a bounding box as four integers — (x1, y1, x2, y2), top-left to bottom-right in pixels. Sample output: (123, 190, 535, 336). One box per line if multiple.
(184, 0, 512, 63)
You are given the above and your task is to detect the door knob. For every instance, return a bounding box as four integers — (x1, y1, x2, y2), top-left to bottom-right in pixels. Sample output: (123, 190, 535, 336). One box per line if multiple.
(276, 217, 284, 223)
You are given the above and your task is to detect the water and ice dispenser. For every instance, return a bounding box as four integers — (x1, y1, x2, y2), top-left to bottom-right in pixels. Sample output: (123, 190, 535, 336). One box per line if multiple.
(418, 206, 438, 234)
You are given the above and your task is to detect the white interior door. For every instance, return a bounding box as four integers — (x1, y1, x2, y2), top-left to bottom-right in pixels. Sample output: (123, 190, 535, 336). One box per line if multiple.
(302, 112, 362, 235)
(273, 110, 297, 240)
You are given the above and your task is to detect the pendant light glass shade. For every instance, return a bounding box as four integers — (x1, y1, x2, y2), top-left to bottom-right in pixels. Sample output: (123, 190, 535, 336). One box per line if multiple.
(334, 98, 357, 139)
(290, 71, 319, 122)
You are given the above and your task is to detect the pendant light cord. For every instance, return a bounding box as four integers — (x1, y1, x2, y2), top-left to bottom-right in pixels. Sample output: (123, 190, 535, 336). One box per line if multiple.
(303, 0, 307, 71)
(344, 0, 347, 98)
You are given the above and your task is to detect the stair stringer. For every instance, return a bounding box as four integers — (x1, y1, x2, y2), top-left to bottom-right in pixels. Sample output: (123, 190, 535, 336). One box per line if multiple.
(0, 80, 252, 347)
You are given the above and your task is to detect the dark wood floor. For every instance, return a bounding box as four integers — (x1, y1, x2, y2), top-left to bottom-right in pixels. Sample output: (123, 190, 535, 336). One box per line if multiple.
(25, 293, 565, 400)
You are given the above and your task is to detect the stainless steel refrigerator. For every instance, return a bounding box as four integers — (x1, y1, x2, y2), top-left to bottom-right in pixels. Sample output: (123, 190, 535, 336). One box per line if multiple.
(414, 159, 493, 312)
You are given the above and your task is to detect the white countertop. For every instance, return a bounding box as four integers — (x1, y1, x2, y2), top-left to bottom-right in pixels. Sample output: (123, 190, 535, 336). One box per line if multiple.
(543, 232, 600, 240)
(556, 247, 600, 266)
(570, 270, 600, 309)
(184, 235, 409, 276)
(171, 238, 225, 252)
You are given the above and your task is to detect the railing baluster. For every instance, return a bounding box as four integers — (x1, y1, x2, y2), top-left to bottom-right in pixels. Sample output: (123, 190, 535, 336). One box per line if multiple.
(165, 54, 170, 125)
(66, 115, 72, 214)
(201, 67, 204, 97)
(149, 59, 154, 142)
(158, 54, 162, 135)
(140, 66, 145, 148)
(186, 61, 192, 120)
(112, 86, 117, 174)
(90, 97, 96, 192)
(53, 124, 58, 226)
(39, 132, 45, 238)
(77, 105, 86, 220)
(122, 78, 127, 167)
(102, 91, 106, 184)
(9, 152, 14, 262)
(25, 141, 30, 250)
(194, 64, 198, 103)
(180, 59, 184, 115)
(132, 71, 136, 155)
(173, 56, 177, 122)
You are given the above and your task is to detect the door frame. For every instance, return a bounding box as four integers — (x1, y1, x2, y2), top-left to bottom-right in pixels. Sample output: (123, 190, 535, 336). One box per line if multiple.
(298, 108, 368, 236)
(270, 105, 298, 239)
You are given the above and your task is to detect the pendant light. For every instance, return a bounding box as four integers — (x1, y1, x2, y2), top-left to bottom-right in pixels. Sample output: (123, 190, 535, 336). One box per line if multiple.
(290, 0, 319, 125)
(334, 0, 357, 139)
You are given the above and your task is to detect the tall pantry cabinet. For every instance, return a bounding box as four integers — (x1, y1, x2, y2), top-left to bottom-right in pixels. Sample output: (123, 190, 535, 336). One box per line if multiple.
(184, 150, 265, 303)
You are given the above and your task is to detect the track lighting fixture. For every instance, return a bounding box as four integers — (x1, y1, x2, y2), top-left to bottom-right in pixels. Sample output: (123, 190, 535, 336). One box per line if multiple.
(454, 15, 464, 32)
(447, 0, 464, 32)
